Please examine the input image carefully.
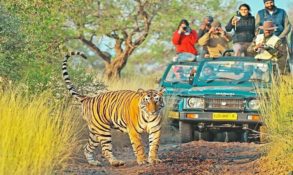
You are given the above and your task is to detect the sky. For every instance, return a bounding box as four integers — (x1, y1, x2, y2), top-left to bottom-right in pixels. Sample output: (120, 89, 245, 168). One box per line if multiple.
(238, 0, 291, 15)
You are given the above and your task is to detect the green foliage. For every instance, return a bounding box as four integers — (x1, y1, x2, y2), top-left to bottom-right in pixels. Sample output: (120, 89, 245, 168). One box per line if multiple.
(66, 65, 107, 96)
(0, 1, 105, 95)
(0, 6, 26, 80)
(0, 2, 60, 84)
(21, 62, 53, 94)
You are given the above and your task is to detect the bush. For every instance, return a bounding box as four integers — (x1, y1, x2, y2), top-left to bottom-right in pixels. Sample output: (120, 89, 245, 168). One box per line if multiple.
(0, 88, 81, 175)
(258, 76, 293, 174)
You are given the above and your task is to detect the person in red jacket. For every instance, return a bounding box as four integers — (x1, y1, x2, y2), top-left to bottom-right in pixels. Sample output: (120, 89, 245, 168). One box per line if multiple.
(172, 19, 198, 62)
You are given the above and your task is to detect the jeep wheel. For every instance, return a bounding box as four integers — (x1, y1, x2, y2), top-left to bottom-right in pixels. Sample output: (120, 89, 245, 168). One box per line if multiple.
(194, 130, 212, 141)
(214, 131, 238, 142)
(179, 121, 194, 143)
(241, 130, 249, 142)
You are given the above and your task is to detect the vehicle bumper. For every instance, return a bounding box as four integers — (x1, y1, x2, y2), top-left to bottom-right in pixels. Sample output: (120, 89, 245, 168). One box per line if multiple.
(179, 111, 262, 124)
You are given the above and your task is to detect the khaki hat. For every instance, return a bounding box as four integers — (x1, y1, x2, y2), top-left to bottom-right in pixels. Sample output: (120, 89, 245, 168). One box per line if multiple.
(211, 21, 221, 28)
(259, 21, 277, 31)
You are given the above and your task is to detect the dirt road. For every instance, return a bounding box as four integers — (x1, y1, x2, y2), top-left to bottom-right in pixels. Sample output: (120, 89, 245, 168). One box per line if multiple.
(62, 130, 263, 175)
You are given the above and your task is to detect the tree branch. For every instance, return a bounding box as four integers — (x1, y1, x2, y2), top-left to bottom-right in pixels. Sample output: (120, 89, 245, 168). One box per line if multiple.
(132, 0, 151, 46)
(79, 35, 111, 63)
(114, 38, 123, 56)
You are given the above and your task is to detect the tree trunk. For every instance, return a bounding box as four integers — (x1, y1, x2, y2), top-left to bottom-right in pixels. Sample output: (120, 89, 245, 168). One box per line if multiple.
(104, 63, 121, 80)
(103, 54, 129, 80)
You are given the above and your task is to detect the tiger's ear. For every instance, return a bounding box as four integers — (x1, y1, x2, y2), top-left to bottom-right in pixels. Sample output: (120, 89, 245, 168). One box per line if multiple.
(158, 88, 166, 96)
(137, 88, 145, 95)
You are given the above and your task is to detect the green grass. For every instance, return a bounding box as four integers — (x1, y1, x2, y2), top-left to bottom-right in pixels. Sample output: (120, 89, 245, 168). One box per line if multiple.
(0, 89, 80, 175)
(258, 76, 293, 174)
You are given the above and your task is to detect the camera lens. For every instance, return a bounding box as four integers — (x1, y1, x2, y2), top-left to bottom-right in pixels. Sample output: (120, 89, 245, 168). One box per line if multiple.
(183, 27, 187, 30)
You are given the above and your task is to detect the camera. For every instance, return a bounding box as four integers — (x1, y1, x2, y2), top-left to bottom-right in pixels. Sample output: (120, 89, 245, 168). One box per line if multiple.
(235, 11, 241, 21)
(183, 26, 187, 31)
(235, 16, 241, 21)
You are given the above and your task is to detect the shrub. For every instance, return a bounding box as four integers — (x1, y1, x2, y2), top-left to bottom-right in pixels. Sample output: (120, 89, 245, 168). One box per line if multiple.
(0, 89, 81, 175)
(258, 76, 293, 174)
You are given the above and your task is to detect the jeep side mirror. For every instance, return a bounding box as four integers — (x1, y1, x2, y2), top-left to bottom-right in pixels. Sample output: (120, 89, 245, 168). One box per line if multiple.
(189, 73, 194, 85)
(189, 67, 197, 85)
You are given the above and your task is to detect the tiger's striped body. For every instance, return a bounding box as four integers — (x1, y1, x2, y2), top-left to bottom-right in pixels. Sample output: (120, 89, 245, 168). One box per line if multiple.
(62, 52, 165, 166)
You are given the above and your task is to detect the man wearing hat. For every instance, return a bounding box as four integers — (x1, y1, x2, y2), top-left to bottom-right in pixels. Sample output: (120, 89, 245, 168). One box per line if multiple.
(255, 0, 291, 41)
(255, 0, 291, 74)
(248, 21, 287, 73)
(198, 21, 231, 58)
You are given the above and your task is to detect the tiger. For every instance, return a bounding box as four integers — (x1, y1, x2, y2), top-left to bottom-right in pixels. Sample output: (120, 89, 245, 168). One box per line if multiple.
(62, 52, 165, 166)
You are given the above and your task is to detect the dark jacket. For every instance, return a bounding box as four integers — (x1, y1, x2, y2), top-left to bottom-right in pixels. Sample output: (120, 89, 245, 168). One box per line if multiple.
(225, 13, 255, 43)
(256, 7, 291, 38)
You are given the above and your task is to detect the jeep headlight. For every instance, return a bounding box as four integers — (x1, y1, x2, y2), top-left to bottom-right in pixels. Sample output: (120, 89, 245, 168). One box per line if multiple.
(187, 98, 204, 108)
(248, 99, 260, 110)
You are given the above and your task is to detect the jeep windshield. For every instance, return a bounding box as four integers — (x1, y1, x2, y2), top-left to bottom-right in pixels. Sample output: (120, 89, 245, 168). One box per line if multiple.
(198, 61, 270, 84)
(165, 64, 197, 84)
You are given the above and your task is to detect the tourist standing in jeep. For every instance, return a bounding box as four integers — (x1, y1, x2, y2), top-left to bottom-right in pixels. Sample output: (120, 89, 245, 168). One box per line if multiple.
(248, 21, 287, 73)
(198, 21, 231, 58)
(255, 0, 291, 73)
(256, 0, 291, 41)
(172, 19, 198, 62)
(225, 4, 255, 57)
(198, 16, 214, 59)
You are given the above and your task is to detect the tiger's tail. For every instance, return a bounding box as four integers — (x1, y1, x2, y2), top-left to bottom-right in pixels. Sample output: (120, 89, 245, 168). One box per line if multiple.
(62, 51, 87, 101)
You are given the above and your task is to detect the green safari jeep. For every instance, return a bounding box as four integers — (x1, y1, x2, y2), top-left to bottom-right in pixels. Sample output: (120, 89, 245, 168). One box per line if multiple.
(160, 56, 280, 143)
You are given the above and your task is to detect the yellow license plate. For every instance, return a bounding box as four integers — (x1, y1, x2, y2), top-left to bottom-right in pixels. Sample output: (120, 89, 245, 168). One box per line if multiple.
(168, 111, 179, 119)
(212, 113, 237, 120)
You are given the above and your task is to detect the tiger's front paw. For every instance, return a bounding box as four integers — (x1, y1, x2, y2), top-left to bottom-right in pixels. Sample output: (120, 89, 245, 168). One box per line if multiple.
(88, 160, 102, 166)
(137, 158, 148, 165)
(84, 151, 102, 166)
(109, 159, 125, 167)
(148, 157, 162, 164)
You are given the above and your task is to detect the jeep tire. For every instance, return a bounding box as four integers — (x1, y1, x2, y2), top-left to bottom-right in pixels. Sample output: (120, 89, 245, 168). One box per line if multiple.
(179, 121, 194, 143)
(241, 130, 249, 142)
(194, 130, 212, 141)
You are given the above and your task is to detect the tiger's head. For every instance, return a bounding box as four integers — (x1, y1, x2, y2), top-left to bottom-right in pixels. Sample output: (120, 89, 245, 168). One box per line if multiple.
(138, 88, 165, 116)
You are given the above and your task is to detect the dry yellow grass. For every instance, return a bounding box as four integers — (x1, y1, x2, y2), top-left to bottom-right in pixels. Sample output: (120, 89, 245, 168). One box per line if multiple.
(0, 89, 80, 175)
(258, 76, 293, 174)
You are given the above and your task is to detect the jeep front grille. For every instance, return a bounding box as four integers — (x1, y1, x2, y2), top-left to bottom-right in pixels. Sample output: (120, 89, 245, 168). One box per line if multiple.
(205, 98, 244, 110)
